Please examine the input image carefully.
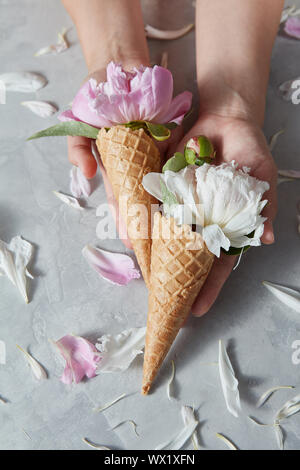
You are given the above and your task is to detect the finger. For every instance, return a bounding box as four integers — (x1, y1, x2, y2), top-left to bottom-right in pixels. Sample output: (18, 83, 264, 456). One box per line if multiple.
(257, 164, 277, 245)
(67, 136, 97, 179)
(192, 254, 236, 317)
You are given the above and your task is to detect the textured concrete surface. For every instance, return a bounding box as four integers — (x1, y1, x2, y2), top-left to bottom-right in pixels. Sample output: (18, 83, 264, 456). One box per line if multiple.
(0, 0, 299, 450)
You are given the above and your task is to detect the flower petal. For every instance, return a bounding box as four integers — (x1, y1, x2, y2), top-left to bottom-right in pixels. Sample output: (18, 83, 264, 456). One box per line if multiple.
(95, 327, 146, 372)
(284, 17, 300, 39)
(70, 166, 92, 198)
(202, 225, 230, 257)
(157, 91, 192, 125)
(55, 335, 100, 384)
(218, 340, 241, 418)
(82, 245, 140, 286)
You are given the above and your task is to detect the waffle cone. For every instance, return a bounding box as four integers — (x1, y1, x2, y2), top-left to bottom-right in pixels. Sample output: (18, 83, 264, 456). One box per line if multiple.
(96, 126, 161, 285)
(142, 213, 214, 395)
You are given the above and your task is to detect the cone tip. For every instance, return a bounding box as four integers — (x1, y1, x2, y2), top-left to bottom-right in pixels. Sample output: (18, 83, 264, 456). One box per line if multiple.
(141, 383, 151, 395)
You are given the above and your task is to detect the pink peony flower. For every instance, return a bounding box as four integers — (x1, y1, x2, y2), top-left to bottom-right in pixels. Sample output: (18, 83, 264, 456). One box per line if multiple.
(55, 335, 101, 384)
(59, 62, 192, 128)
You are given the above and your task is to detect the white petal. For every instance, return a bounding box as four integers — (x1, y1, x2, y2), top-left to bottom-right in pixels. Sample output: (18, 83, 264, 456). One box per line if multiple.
(167, 360, 176, 401)
(35, 27, 69, 56)
(216, 433, 238, 450)
(278, 169, 300, 179)
(94, 393, 128, 412)
(53, 190, 84, 210)
(275, 393, 300, 421)
(202, 225, 230, 257)
(181, 406, 200, 450)
(21, 101, 57, 118)
(145, 23, 194, 40)
(96, 327, 146, 372)
(82, 438, 110, 450)
(269, 129, 285, 151)
(0, 341, 6, 365)
(17, 345, 47, 380)
(218, 340, 241, 418)
(70, 166, 92, 198)
(0, 72, 47, 92)
(0, 236, 34, 303)
(274, 425, 284, 450)
(263, 281, 300, 313)
(155, 418, 198, 450)
(256, 386, 295, 408)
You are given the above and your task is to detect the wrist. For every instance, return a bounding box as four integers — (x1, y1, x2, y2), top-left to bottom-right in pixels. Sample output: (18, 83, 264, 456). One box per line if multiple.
(197, 71, 266, 126)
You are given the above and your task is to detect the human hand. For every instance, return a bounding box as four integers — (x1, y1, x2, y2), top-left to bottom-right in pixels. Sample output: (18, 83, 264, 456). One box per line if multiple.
(172, 112, 277, 317)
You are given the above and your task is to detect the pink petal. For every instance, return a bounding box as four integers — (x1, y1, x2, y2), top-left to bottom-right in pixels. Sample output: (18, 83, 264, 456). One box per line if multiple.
(72, 80, 114, 128)
(58, 109, 80, 122)
(65, 62, 192, 128)
(157, 91, 193, 125)
(55, 335, 100, 385)
(82, 245, 140, 286)
(284, 17, 300, 39)
(70, 166, 93, 198)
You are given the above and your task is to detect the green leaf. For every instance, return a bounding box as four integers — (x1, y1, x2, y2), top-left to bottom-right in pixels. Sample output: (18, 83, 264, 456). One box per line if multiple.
(164, 122, 178, 131)
(160, 181, 178, 210)
(163, 152, 188, 173)
(27, 121, 100, 141)
(145, 122, 171, 141)
(184, 148, 197, 164)
(195, 156, 213, 166)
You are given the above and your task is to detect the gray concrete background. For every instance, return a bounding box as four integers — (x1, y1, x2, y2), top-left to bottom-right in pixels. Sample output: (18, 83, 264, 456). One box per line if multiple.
(0, 0, 299, 450)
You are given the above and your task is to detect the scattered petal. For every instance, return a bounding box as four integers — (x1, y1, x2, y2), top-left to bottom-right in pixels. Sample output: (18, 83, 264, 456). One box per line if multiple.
(145, 23, 194, 40)
(216, 433, 238, 450)
(0, 340, 6, 365)
(256, 386, 295, 408)
(284, 17, 300, 39)
(0, 236, 34, 303)
(280, 5, 300, 23)
(181, 405, 200, 450)
(70, 166, 92, 198)
(275, 424, 284, 450)
(160, 51, 168, 68)
(275, 393, 300, 421)
(35, 27, 70, 56)
(155, 410, 198, 450)
(0, 396, 8, 404)
(17, 345, 47, 380)
(248, 416, 273, 427)
(53, 190, 84, 210)
(54, 335, 100, 384)
(167, 360, 176, 401)
(21, 101, 58, 118)
(0, 72, 47, 92)
(96, 327, 146, 373)
(269, 129, 285, 151)
(263, 281, 300, 313)
(94, 393, 129, 412)
(279, 77, 300, 101)
(82, 438, 110, 450)
(278, 169, 300, 179)
(110, 420, 139, 437)
(218, 340, 241, 418)
(82, 245, 140, 286)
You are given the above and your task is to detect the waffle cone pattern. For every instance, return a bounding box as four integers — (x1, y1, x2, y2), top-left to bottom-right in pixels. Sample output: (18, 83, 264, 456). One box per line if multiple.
(96, 126, 161, 286)
(142, 213, 215, 395)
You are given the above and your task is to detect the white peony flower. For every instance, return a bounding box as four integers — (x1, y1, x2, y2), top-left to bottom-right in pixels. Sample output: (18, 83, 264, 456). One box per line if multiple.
(142, 162, 269, 257)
